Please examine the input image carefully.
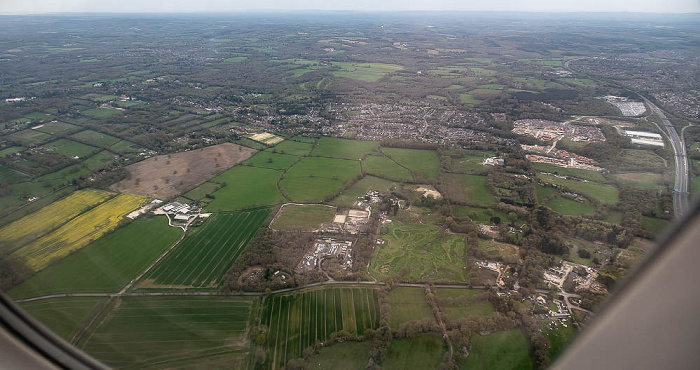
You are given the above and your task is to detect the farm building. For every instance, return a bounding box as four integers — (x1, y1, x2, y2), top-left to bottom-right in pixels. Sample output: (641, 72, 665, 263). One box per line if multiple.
(162, 202, 192, 214)
(173, 214, 190, 221)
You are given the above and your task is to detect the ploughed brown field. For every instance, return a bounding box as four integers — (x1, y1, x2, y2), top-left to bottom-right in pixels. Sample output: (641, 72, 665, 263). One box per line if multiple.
(110, 142, 256, 199)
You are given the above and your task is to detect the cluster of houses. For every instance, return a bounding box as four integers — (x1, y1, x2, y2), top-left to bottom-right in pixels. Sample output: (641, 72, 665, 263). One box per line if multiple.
(513, 119, 605, 143)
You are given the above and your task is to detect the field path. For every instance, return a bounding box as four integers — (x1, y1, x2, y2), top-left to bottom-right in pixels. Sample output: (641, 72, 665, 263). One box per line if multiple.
(120, 213, 203, 293)
(284, 298, 291, 366)
(365, 289, 373, 327)
(427, 285, 454, 361)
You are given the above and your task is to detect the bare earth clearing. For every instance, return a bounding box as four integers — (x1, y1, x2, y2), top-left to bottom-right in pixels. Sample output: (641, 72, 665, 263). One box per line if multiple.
(111, 143, 255, 199)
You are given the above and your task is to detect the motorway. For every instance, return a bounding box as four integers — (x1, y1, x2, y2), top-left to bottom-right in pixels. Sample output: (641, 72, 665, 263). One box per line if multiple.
(642, 98, 690, 218)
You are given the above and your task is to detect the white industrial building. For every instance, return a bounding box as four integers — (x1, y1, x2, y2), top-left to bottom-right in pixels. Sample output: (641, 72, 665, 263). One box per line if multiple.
(623, 130, 664, 147)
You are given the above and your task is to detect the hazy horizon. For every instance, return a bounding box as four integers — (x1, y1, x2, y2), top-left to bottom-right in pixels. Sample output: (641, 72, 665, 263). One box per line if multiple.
(1, 0, 699, 15)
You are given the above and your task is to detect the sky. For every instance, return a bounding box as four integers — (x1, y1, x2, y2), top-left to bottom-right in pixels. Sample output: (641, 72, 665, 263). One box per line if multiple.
(1, 0, 699, 14)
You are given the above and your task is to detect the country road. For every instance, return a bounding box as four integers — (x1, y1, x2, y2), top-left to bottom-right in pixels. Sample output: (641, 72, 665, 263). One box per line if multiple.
(13, 281, 489, 303)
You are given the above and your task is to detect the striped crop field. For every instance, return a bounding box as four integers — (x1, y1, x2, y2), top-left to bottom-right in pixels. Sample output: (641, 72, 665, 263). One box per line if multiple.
(20, 297, 108, 341)
(0, 189, 112, 254)
(81, 296, 256, 369)
(142, 208, 271, 288)
(260, 286, 380, 369)
(11, 193, 147, 271)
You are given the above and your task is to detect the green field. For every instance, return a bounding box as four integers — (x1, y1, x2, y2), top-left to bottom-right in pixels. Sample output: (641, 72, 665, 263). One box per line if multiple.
(330, 62, 402, 82)
(267, 139, 314, 156)
(470, 89, 503, 99)
(536, 185, 559, 201)
(544, 320, 577, 362)
(113, 100, 145, 108)
(270, 204, 335, 231)
(470, 67, 497, 76)
(331, 176, 399, 207)
(388, 287, 436, 327)
(0, 165, 29, 183)
(42, 138, 97, 158)
(280, 58, 327, 77)
(383, 333, 445, 370)
(461, 329, 533, 370)
(83, 150, 116, 171)
(614, 172, 666, 190)
(452, 206, 507, 223)
(443, 174, 496, 206)
(459, 93, 481, 105)
(305, 341, 372, 370)
(478, 84, 506, 90)
(260, 286, 380, 369)
(436, 288, 494, 319)
(182, 181, 221, 201)
(9, 217, 181, 299)
(33, 164, 91, 188)
(8, 129, 53, 145)
(109, 139, 141, 153)
(537, 173, 619, 204)
(450, 154, 489, 174)
(205, 166, 284, 211)
(616, 149, 666, 171)
(224, 56, 247, 63)
(641, 216, 670, 234)
(371, 224, 468, 282)
(243, 151, 300, 170)
(280, 157, 361, 202)
(24, 112, 54, 121)
(0, 146, 23, 157)
(20, 297, 107, 341)
(311, 137, 379, 160)
(82, 107, 122, 118)
(81, 296, 255, 369)
(362, 155, 413, 181)
(513, 77, 565, 91)
(83, 94, 117, 102)
(290, 136, 317, 143)
(693, 176, 700, 197)
(143, 209, 270, 288)
(532, 163, 607, 183)
(236, 137, 268, 150)
(382, 148, 440, 182)
(546, 197, 596, 215)
(34, 121, 79, 135)
(71, 129, 122, 147)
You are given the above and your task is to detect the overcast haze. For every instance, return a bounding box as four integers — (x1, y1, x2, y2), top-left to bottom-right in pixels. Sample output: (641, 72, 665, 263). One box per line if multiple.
(1, 0, 699, 14)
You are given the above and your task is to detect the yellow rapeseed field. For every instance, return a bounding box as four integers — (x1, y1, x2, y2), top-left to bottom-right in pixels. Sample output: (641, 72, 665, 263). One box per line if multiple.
(0, 189, 112, 254)
(12, 193, 148, 271)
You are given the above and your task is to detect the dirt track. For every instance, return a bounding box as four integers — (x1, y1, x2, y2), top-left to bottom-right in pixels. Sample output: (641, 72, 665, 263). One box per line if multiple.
(110, 142, 255, 199)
